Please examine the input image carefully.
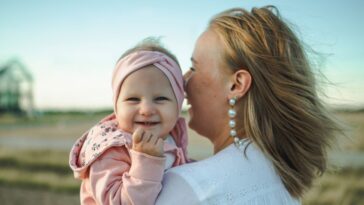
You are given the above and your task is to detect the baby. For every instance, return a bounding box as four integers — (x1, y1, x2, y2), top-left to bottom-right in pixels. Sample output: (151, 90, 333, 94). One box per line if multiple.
(69, 39, 188, 205)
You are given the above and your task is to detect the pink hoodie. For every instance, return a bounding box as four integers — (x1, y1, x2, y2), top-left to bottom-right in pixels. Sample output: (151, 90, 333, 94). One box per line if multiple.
(69, 114, 187, 205)
(69, 50, 188, 205)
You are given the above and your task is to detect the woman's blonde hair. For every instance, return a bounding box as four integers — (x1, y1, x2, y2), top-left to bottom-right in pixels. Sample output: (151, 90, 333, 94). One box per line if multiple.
(209, 6, 342, 198)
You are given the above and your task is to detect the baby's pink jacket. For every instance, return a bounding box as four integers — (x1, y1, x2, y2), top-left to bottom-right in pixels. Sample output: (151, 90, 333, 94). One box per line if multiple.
(69, 114, 188, 205)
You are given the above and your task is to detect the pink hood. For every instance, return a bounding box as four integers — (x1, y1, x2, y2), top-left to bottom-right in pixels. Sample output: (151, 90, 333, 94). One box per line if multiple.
(69, 114, 188, 179)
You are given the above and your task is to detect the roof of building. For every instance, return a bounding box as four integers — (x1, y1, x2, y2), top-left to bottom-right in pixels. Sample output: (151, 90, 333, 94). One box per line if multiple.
(0, 59, 33, 82)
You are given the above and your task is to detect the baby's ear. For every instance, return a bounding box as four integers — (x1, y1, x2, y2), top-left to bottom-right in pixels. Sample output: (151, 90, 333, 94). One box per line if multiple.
(228, 69, 251, 99)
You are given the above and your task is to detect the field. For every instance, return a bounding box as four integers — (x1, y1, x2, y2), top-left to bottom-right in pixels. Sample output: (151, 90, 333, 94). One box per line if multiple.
(0, 110, 363, 204)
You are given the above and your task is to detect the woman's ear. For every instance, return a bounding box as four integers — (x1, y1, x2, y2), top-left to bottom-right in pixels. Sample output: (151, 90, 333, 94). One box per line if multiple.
(228, 70, 251, 99)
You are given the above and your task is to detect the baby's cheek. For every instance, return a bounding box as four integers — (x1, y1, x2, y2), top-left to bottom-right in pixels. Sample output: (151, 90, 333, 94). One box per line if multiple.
(119, 123, 134, 133)
(116, 116, 133, 132)
(163, 120, 176, 136)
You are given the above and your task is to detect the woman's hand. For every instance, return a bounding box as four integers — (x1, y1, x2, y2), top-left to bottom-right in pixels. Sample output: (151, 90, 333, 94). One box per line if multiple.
(132, 127, 164, 157)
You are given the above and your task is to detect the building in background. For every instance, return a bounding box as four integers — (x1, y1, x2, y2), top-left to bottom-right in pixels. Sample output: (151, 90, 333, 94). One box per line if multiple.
(0, 59, 34, 116)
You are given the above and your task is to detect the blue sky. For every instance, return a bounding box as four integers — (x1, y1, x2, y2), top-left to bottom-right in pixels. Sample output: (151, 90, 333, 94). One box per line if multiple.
(1, 0, 363, 109)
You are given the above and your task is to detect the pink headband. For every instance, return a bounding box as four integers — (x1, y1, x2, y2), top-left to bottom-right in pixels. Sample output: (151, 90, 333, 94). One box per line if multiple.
(112, 50, 185, 113)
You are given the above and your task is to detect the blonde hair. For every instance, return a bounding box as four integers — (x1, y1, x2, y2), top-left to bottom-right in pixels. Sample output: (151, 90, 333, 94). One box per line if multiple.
(209, 6, 341, 198)
(118, 37, 180, 66)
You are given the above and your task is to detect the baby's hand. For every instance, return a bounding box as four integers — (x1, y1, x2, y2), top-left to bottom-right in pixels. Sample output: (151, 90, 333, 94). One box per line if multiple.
(132, 127, 164, 157)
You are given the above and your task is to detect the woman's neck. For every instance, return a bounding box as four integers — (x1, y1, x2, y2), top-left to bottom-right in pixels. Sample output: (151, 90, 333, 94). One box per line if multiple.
(212, 127, 247, 153)
(208, 118, 234, 153)
(212, 128, 234, 154)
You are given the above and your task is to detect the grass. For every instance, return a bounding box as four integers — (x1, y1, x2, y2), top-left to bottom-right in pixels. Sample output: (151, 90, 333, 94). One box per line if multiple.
(334, 111, 364, 151)
(0, 186, 79, 205)
(0, 111, 110, 139)
(303, 167, 364, 205)
(300, 110, 364, 205)
(0, 147, 79, 194)
(0, 168, 79, 194)
(0, 148, 69, 166)
(0, 110, 363, 204)
(0, 110, 107, 126)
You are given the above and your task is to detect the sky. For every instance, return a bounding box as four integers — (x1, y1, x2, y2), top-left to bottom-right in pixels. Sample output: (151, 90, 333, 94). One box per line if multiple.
(1, 0, 363, 110)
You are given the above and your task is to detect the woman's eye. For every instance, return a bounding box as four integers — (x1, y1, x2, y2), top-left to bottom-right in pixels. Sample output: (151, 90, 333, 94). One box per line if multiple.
(155, 96, 169, 101)
(190, 67, 196, 71)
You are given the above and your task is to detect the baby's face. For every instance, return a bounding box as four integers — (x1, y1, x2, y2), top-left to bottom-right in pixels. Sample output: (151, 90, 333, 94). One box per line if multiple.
(116, 65, 178, 140)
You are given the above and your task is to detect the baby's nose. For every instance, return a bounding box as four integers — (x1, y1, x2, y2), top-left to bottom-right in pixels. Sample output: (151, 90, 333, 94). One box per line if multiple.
(139, 101, 156, 116)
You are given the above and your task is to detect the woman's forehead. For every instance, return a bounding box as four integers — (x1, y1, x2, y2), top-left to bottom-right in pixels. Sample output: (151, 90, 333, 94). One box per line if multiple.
(194, 30, 222, 62)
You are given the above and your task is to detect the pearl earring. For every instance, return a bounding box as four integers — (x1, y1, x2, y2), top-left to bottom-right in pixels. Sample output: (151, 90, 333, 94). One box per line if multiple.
(228, 97, 246, 147)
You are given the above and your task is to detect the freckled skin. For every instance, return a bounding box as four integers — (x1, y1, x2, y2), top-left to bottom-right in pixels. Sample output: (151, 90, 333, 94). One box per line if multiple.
(184, 30, 230, 144)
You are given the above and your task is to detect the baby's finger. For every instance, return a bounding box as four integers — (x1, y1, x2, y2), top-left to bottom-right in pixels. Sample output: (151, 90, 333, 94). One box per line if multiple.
(149, 130, 160, 143)
(149, 134, 159, 145)
(132, 128, 144, 144)
(141, 131, 152, 143)
(156, 138, 164, 156)
(156, 137, 164, 148)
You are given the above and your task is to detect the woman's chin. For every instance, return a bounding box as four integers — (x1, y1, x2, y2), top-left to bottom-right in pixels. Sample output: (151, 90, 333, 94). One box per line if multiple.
(187, 115, 198, 131)
(187, 106, 199, 129)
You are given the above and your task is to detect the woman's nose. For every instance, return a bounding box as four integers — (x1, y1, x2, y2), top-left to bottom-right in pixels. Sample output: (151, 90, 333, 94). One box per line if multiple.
(183, 70, 192, 90)
(184, 70, 192, 82)
(139, 101, 156, 116)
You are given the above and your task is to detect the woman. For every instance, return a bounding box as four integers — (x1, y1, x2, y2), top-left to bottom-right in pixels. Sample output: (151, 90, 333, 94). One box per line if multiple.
(156, 6, 340, 204)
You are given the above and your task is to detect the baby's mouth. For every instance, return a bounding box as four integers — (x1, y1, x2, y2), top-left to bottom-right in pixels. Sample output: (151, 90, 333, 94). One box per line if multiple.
(135, 121, 160, 126)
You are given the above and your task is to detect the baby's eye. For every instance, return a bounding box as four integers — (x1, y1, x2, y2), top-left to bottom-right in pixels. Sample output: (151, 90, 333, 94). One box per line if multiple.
(190, 67, 196, 71)
(155, 96, 169, 101)
(126, 97, 139, 101)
